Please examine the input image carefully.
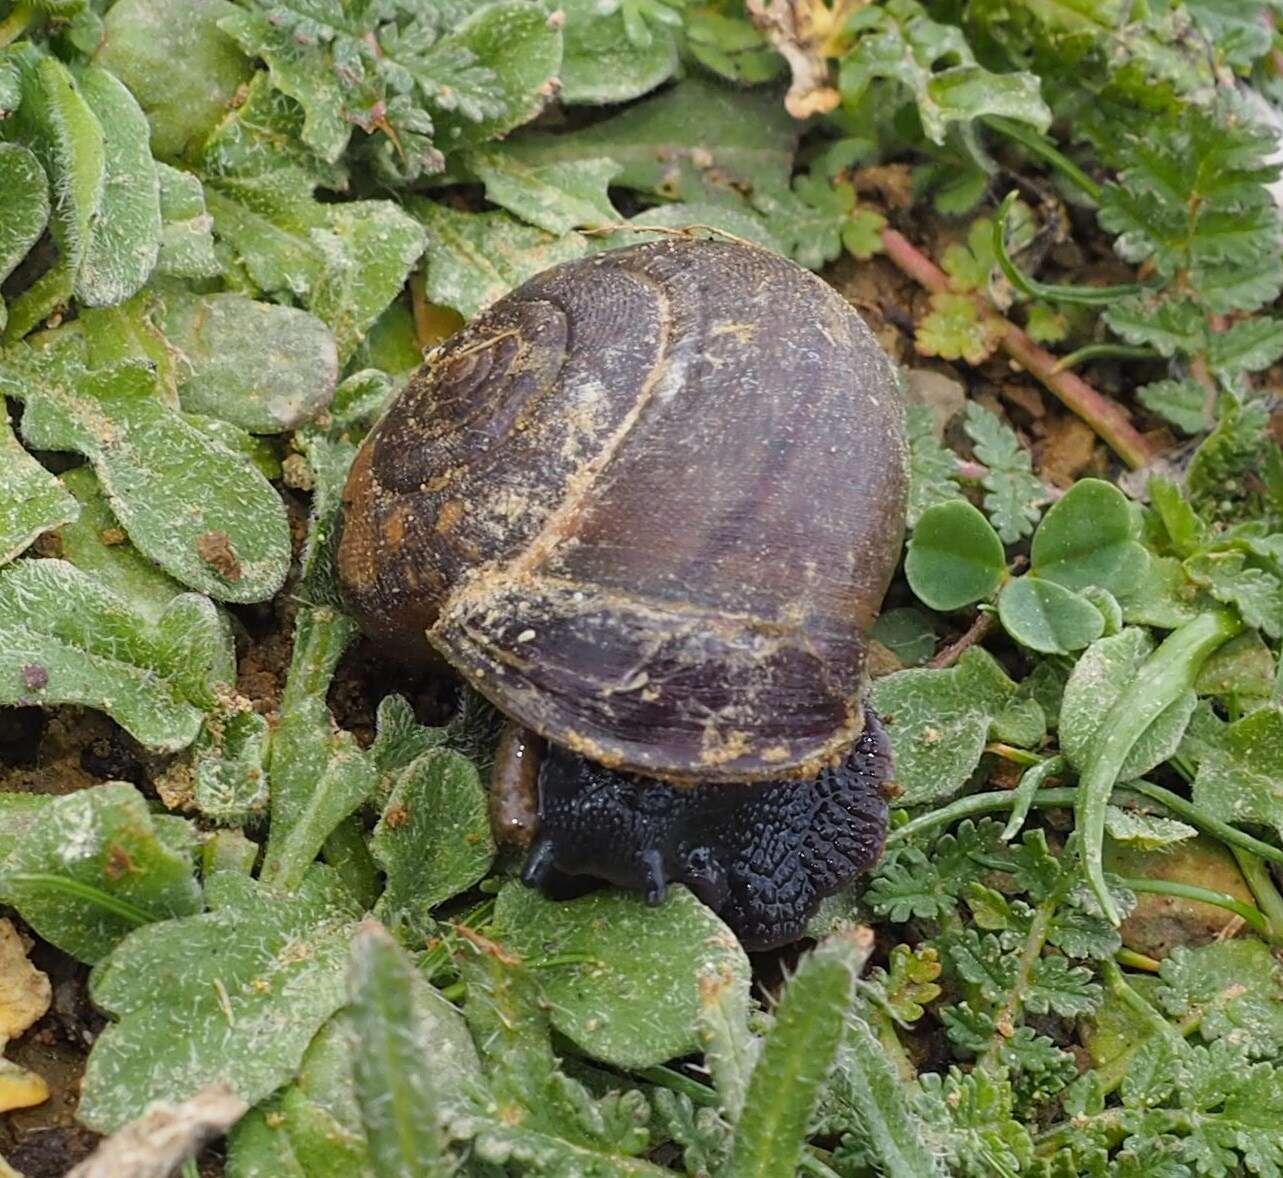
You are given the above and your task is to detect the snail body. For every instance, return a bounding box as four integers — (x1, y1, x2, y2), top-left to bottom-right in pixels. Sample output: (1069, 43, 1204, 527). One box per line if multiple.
(337, 239, 907, 948)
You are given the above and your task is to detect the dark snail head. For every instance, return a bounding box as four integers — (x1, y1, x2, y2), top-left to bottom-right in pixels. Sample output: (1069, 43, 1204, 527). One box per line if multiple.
(337, 238, 908, 786)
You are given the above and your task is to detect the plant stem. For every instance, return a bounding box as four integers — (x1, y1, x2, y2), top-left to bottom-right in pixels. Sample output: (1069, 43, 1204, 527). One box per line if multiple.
(1052, 344, 1161, 372)
(1128, 780, 1283, 867)
(981, 895, 1056, 1073)
(637, 1065, 719, 1107)
(980, 116, 1105, 203)
(879, 227, 1157, 470)
(0, 4, 35, 48)
(927, 609, 997, 669)
(1230, 846, 1283, 942)
(1119, 877, 1271, 937)
(1001, 754, 1067, 840)
(1077, 610, 1243, 924)
(1115, 947, 1162, 972)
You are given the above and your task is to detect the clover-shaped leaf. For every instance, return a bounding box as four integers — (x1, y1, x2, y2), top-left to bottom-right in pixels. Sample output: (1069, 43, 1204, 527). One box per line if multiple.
(906, 500, 1006, 611)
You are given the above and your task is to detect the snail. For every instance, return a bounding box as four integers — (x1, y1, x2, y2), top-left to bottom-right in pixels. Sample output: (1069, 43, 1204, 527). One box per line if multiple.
(336, 238, 907, 949)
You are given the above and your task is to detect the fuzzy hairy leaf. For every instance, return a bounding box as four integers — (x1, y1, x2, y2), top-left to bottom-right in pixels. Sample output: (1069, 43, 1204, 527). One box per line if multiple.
(371, 748, 495, 931)
(0, 413, 76, 567)
(0, 351, 290, 602)
(727, 932, 871, 1178)
(558, 0, 680, 104)
(1190, 704, 1283, 842)
(495, 881, 749, 1070)
(0, 782, 201, 964)
(0, 558, 232, 750)
(0, 141, 49, 334)
(871, 648, 1017, 804)
(81, 867, 361, 1133)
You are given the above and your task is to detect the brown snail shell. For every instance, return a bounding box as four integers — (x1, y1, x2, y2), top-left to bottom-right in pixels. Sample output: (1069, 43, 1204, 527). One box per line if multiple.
(337, 238, 907, 784)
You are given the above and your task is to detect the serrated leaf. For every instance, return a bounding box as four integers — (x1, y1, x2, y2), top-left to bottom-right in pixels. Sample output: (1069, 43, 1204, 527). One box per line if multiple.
(410, 200, 588, 320)
(1104, 295, 1205, 357)
(0, 781, 201, 964)
(0, 558, 231, 750)
(494, 881, 749, 1070)
(916, 291, 1003, 365)
(1190, 704, 1283, 842)
(1155, 940, 1283, 1056)
(905, 403, 965, 527)
(0, 413, 77, 567)
(1026, 956, 1101, 1017)
(905, 500, 1006, 610)
(558, 0, 678, 104)
(1205, 316, 1283, 378)
(964, 402, 1046, 542)
(1, 353, 290, 602)
(80, 867, 361, 1133)
(1060, 628, 1197, 778)
(371, 749, 494, 931)
(727, 931, 871, 1178)
(71, 64, 161, 306)
(158, 291, 338, 433)
(1137, 379, 1208, 435)
(836, 1, 1049, 144)
(751, 174, 852, 269)
(591, 201, 782, 253)
(1184, 550, 1283, 639)
(871, 648, 1017, 804)
(999, 576, 1102, 654)
(464, 146, 620, 235)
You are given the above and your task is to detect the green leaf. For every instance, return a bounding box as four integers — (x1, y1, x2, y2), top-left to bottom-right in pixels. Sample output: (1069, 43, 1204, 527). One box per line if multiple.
(494, 880, 750, 1070)
(1205, 316, 1283, 378)
(914, 1068, 1033, 1178)
(871, 649, 1018, 804)
(997, 576, 1104, 654)
(5, 48, 104, 299)
(558, 0, 678, 104)
(751, 174, 852, 269)
(1190, 704, 1283, 842)
(915, 292, 1004, 365)
(410, 200, 588, 320)
(836, 0, 1050, 144)
(371, 749, 495, 931)
(905, 403, 965, 528)
(503, 78, 796, 207)
(1184, 550, 1283, 639)
(158, 291, 338, 433)
(95, 0, 255, 163)
(1155, 940, 1283, 1056)
(870, 607, 937, 667)
(347, 924, 479, 1174)
(1, 353, 291, 602)
(1029, 478, 1149, 596)
(192, 704, 271, 824)
(696, 961, 757, 1122)
(0, 141, 49, 334)
(262, 608, 376, 891)
(0, 781, 201, 964)
(963, 402, 1046, 543)
(71, 64, 161, 307)
(1104, 295, 1205, 357)
(1103, 806, 1196, 850)
(53, 465, 185, 622)
(219, 0, 561, 181)
(80, 867, 361, 1133)
(905, 500, 1006, 611)
(154, 163, 221, 279)
(1060, 628, 1197, 779)
(592, 201, 782, 253)
(1137, 379, 1208, 435)
(727, 931, 871, 1178)
(0, 558, 232, 750)
(463, 146, 620, 235)
(0, 412, 77, 566)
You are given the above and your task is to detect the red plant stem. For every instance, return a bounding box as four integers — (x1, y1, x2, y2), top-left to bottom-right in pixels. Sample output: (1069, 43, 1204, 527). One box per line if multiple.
(928, 610, 997, 669)
(879, 228, 1158, 471)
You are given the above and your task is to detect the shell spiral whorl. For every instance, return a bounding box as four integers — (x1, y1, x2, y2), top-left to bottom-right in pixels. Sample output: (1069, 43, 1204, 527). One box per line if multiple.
(337, 238, 908, 785)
